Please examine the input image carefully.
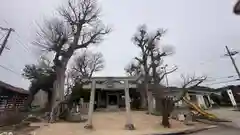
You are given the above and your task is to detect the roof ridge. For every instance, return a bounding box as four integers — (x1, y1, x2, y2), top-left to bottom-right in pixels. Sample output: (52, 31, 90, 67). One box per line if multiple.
(0, 80, 28, 94)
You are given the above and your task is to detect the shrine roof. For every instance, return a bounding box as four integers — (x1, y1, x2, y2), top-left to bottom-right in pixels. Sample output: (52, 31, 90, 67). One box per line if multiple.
(0, 80, 29, 95)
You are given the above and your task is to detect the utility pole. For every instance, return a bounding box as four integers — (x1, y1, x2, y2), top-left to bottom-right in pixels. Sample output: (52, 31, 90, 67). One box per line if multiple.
(0, 27, 14, 56)
(161, 64, 169, 87)
(225, 46, 240, 79)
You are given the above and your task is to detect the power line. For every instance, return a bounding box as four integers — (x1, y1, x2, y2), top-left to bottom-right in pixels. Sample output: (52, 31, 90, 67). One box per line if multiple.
(206, 75, 238, 82)
(2, 19, 9, 26)
(13, 31, 36, 57)
(188, 56, 227, 73)
(14, 32, 31, 51)
(205, 79, 240, 86)
(0, 34, 5, 41)
(0, 64, 21, 76)
(191, 47, 239, 69)
(15, 38, 31, 53)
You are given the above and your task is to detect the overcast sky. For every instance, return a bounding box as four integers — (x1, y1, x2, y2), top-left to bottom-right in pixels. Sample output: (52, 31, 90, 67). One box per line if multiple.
(0, 0, 240, 90)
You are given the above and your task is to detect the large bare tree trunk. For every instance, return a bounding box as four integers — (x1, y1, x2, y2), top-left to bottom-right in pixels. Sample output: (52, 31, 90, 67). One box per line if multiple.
(140, 89, 147, 109)
(24, 94, 34, 111)
(153, 84, 164, 114)
(124, 80, 135, 130)
(49, 66, 65, 123)
(161, 97, 174, 128)
(140, 78, 149, 110)
(84, 80, 96, 129)
(147, 91, 154, 114)
(144, 77, 154, 114)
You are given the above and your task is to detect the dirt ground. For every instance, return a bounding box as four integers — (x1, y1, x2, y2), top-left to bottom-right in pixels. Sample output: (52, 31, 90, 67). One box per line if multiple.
(29, 111, 196, 135)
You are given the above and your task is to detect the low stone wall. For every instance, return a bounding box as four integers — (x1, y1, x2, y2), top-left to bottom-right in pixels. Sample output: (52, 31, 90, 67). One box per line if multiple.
(0, 109, 27, 127)
(78, 102, 89, 114)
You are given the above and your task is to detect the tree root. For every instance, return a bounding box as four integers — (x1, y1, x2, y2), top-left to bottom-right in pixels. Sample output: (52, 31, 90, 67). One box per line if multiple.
(124, 124, 135, 130)
(84, 124, 93, 129)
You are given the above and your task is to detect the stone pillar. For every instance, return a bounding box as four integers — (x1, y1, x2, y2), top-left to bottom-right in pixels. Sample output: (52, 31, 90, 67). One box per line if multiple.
(147, 91, 153, 114)
(80, 98, 84, 105)
(84, 80, 96, 129)
(106, 93, 109, 108)
(153, 97, 156, 110)
(186, 93, 190, 100)
(201, 95, 207, 109)
(117, 93, 120, 107)
(196, 95, 206, 109)
(196, 95, 201, 107)
(124, 79, 135, 130)
(207, 95, 213, 108)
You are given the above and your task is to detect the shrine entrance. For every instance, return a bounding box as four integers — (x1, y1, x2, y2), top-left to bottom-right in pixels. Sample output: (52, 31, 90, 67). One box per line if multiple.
(82, 76, 140, 129)
(107, 93, 119, 111)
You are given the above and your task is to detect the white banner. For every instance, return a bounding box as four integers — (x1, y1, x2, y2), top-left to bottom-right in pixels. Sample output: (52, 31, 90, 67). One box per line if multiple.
(227, 89, 237, 106)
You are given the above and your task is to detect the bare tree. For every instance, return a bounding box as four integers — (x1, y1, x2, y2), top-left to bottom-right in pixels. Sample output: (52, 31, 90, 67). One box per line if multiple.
(72, 50, 104, 82)
(131, 25, 149, 109)
(174, 74, 207, 102)
(147, 34, 177, 114)
(124, 62, 142, 77)
(34, 0, 110, 123)
(149, 64, 177, 115)
(132, 25, 163, 109)
(127, 25, 177, 115)
(150, 45, 176, 83)
(65, 50, 104, 113)
(132, 25, 170, 113)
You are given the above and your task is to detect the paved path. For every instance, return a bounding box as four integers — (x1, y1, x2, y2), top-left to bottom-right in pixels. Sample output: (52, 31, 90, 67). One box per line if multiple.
(208, 108, 240, 128)
(190, 127, 240, 135)
(190, 108, 240, 135)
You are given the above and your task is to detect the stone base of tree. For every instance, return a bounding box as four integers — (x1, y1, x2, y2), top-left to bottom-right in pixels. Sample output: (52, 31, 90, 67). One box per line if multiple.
(84, 124, 93, 129)
(64, 112, 86, 122)
(124, 124, 135, 130)
(14, 122, 31, 130)
(24, 115, 43, 123)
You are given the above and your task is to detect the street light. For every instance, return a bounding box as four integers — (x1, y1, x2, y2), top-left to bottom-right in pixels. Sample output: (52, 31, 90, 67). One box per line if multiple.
(234, 0, 240, 15)
(161, 64, 169, 87)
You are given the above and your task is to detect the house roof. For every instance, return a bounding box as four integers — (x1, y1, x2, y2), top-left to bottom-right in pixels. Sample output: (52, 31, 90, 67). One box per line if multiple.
(167, 86, 219, 94)
(83, 76, 142, 82)
(0, 81, 29, 95)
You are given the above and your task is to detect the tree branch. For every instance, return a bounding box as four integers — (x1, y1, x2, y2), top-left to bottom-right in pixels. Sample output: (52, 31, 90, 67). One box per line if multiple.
(158, 66, 178, 82)
(70, 50, 104, 83)
(73, 27, 111, 50)
(173, 74, 207, 103)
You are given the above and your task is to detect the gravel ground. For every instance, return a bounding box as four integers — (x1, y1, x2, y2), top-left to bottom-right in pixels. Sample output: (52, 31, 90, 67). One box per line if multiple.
(30, 111, 195, 135)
